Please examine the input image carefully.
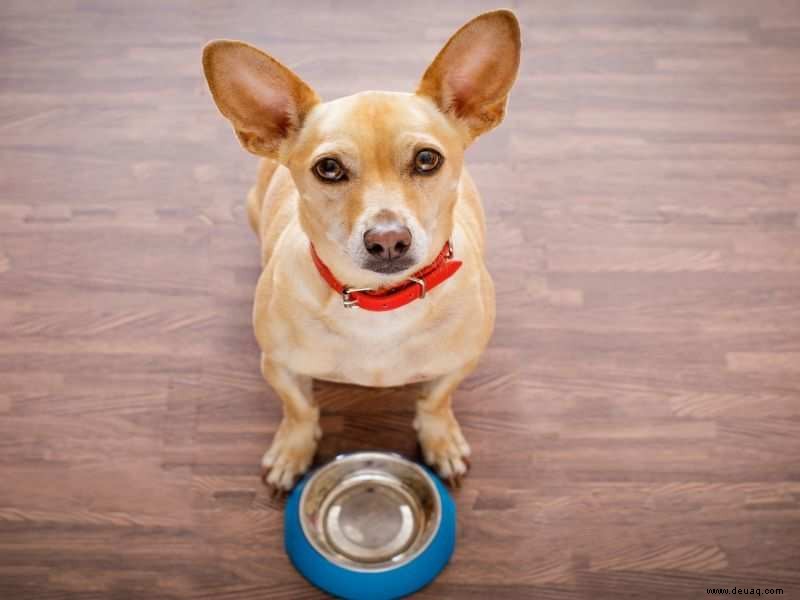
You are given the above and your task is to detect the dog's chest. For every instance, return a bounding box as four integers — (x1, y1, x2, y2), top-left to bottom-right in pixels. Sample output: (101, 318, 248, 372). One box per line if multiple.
(276, 297, 474, 387)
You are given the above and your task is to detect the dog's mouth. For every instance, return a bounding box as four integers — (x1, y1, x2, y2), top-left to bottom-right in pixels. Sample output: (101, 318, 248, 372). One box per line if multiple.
(361, 256, 417, 275)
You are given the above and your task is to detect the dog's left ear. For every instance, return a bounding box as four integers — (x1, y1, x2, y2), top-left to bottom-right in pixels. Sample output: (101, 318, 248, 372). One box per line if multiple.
(417, 10, 521, 142)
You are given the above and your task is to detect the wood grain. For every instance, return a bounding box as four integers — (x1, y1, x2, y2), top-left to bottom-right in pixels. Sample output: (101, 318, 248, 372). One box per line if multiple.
(1, 1, 799, 598)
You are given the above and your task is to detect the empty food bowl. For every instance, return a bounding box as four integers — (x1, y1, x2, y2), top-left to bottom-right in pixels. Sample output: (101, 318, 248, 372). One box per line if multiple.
(284, 452, 456, 600)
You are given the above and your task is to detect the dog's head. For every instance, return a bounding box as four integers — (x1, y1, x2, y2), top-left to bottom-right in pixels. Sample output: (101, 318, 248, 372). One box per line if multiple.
(203, 10, 520, 287)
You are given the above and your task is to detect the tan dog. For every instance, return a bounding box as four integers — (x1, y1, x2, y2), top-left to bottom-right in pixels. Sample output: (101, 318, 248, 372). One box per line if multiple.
(202, 10, 521, 490)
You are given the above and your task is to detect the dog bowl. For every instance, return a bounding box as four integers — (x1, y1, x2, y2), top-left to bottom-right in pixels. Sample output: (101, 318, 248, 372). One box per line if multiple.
(284, 452, 456, 600)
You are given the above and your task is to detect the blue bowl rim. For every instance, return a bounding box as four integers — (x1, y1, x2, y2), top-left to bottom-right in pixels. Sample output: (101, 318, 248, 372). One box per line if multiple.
(284, 452, 457, 600)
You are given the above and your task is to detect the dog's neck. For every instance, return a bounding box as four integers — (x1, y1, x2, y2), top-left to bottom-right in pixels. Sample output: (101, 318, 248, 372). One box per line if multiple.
(310, 240, 461, 311)
(307, 228, 453, 292)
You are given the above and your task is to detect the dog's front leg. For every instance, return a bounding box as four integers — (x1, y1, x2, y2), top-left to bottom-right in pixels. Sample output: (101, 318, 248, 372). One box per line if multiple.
(259, 355, 321, 491)
(414, 361, 477, 486)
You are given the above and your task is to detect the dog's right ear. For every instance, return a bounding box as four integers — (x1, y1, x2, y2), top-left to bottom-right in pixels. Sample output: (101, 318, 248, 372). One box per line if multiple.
(202, 41, 320, 158)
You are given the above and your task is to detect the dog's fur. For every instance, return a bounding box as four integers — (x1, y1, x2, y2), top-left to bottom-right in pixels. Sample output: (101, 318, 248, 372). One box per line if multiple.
(202, 10, 521, 490)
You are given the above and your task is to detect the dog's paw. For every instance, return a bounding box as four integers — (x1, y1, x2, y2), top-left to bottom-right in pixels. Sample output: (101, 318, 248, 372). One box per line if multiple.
(260, 418, 321, 492)
(414, 410, 471, 487)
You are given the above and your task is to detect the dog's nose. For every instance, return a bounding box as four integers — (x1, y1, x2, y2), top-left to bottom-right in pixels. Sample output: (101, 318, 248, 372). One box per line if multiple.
(363, 224, 412, 260)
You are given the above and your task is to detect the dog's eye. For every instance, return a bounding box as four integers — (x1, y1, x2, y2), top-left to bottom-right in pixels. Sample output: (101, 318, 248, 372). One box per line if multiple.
(313, 158, 347, 182)
(414, 149, 443, 175)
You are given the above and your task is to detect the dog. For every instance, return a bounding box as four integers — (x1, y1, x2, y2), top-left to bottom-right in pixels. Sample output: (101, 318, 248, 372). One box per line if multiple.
(202, 10, 521, 490)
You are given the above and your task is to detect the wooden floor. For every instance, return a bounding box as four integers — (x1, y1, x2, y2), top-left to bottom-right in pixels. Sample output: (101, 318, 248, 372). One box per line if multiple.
(2, 1, 800, 598)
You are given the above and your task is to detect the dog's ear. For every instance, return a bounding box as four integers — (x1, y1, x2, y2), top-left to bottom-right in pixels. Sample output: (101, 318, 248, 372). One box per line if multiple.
(203, 41, 320, 158)
(416, 10, 521, 141)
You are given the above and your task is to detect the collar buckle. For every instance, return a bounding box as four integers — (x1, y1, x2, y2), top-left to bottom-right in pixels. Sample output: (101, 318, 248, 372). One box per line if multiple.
(407, 276, 426, 299)
(341, 286, 374, 308)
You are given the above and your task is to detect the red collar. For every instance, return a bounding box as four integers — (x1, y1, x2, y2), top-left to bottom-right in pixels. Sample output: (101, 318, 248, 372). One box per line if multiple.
(310, 241, 462, 311)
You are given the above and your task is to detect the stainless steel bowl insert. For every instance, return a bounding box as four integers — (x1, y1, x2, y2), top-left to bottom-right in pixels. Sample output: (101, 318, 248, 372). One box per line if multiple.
(298, 452, 442, 572)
